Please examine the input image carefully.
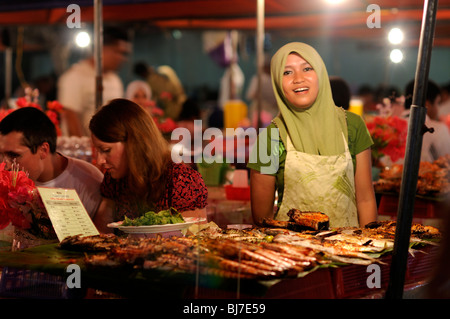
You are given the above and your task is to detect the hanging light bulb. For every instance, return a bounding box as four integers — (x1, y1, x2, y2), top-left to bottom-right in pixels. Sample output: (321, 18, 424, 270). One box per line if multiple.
(390, 49, 403, 63)
(388, 27, 404, 45)
(75, 31, 91, 48)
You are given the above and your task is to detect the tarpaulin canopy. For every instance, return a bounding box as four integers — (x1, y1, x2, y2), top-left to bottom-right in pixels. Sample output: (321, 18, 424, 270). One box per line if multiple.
(1, 0, 450, 46)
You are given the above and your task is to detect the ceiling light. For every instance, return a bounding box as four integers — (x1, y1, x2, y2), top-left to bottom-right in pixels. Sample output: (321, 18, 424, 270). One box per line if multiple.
(390, 49, 403, 63)
(388, 27, 404, 45)
(75, 31, 90, 48)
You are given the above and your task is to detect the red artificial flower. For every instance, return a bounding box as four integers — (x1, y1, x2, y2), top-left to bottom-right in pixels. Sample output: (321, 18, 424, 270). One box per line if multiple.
(0, 162, 54, 238)
(365, 115, 408, 163)
(154, 117, 178, 134)
(16, 97, 41, 109)
(47, 100, 64, 112)
(160, 91, 173, 101)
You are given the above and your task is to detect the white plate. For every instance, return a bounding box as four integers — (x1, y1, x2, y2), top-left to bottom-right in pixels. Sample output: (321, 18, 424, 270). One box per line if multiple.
(107, 217, 206, 234)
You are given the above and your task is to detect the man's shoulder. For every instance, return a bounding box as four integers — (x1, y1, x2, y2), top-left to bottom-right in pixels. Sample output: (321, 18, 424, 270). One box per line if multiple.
(66, 157, 103, 181)
(60, 60, 94, 78)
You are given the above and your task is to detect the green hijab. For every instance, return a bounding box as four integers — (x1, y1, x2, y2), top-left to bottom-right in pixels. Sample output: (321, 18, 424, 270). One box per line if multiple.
(271, 42, 348, 156)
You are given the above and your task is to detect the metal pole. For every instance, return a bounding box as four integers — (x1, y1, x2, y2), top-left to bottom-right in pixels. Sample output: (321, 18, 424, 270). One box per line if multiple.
(256, 0, 264, 129)
(94, 0, 103, 110)
(385, 0, 438, 299)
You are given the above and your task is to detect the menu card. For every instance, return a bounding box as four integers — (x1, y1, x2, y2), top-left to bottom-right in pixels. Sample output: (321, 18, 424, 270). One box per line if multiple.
(37, 187, 99, 241)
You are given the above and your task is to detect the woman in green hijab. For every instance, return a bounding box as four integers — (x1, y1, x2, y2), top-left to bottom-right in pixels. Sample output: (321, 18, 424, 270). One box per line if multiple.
(248, 42, 377, 228)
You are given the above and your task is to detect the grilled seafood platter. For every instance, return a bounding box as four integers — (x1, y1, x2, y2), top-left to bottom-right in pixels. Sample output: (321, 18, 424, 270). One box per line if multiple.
(58, 219, 441, 280)
(263, 209, 329, 231)
(374, 155, 450, 197)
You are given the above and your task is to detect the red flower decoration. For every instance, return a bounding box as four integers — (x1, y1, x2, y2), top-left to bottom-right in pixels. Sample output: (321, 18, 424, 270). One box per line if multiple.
(0, 162, 55, 239)
(365, 115, 408, 163)
(0, 88, 64, 137)
(159, 91, 173, 101)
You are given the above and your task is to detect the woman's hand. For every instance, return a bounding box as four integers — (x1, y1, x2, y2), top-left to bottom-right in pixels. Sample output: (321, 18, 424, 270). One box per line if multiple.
(250, 169, 276, 226)
(181, 208, 207, 222)
(93, 197, 116, 233)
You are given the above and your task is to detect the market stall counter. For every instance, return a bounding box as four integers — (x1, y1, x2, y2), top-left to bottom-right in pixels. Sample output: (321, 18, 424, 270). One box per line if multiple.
(0, 219, 441, 299)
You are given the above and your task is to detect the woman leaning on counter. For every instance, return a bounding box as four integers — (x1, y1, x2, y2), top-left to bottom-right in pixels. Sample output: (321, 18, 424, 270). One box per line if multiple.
(248, 42, 377, 228)
(89, 98, 208, 233)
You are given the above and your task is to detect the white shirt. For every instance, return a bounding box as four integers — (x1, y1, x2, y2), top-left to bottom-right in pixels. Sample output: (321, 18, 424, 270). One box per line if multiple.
(36, 156, 104, 219)
(57, 59, 124, 136)
(438, 99, 450, 118)
(422, 116, 450, 162)
(246, 73, 279, 119)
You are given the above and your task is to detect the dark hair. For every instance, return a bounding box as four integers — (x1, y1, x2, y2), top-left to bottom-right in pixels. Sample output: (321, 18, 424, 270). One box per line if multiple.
(357, 84, 374, 96)
(178, 98, 201, 121)
(133, 62, 150, 79)
(441, 81, 450, 93)
(89, 99, 171, 204)
(404, 79, 441, 110)
(103, 26, 129, 46)
(374, 84, 400, 104)
(330, 76, 351, 110)
(0, 107, 57, 153)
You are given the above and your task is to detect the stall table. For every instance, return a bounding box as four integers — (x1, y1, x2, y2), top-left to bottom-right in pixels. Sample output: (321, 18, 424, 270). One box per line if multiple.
(0, 240, 440, 299)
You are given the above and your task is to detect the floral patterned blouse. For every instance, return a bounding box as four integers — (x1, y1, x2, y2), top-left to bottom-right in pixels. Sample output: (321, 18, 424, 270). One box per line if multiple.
(100, 161, 208, 221)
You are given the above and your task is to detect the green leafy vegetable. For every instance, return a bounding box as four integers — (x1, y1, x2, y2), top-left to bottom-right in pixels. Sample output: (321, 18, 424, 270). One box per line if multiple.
(122, 208, 185, 226)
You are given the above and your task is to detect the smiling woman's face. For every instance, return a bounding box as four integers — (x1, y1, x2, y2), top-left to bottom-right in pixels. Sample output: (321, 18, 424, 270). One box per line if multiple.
(91, 134, 128, 179)
(282, 53, 319, 109)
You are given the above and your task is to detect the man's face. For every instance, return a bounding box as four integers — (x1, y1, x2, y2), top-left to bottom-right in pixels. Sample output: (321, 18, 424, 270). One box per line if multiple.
(102, 40, 131, 72)
(0, 131, 43, 181)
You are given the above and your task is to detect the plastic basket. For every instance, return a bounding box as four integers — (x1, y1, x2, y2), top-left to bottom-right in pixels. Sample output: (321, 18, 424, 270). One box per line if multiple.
(264, 268, 335, 299)
(331, 254, 392, 299)
(406, 245, 440, 283)
(0, 267, 69, 299)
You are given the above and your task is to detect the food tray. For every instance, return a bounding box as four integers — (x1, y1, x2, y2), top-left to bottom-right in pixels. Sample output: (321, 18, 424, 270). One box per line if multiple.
(224, 185, 250, 201)
(0, 267, 69, 299)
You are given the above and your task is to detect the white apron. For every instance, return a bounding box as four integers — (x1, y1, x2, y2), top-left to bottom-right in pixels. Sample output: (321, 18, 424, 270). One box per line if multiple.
(276, 134, 359, 228)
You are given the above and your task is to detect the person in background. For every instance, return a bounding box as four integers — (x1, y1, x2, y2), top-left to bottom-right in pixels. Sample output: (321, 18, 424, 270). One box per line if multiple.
(330, 76, 351, 110)
(438, 81, 450, 119)
(357, 84, 377, 114)
(403, 79, 450, 162)
(246, 59, 279, 127)
(247, 42, 377, 228)
(0, 107, 103, 219)
(177, 98, 202, 136)
(125, 80, 162, 116)
(57, 26, 131, 137)
(145, 64, 187, 121)
(89, 99, 208, 233)
(426, 195, 450, 298)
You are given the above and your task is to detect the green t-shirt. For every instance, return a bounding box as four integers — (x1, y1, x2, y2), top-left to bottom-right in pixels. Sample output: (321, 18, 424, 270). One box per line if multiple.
(247, 111, 373, 208)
